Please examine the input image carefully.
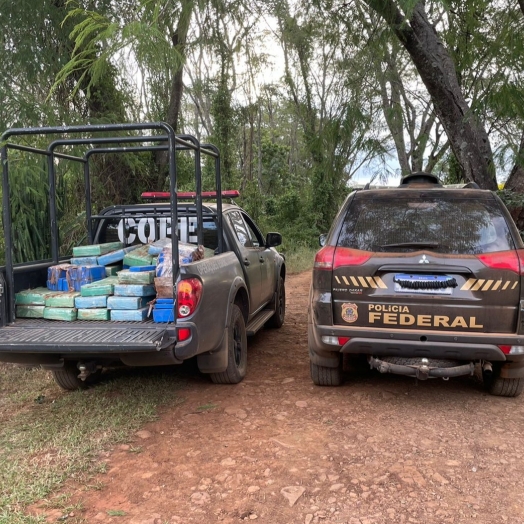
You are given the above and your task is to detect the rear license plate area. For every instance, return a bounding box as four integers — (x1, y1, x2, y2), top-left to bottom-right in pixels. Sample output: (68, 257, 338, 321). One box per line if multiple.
(393, 274, 454, 295)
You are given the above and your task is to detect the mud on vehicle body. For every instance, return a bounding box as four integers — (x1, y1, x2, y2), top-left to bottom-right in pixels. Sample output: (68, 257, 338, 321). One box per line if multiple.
(0, 123, 285, 390)
(309, 172, 524, 397)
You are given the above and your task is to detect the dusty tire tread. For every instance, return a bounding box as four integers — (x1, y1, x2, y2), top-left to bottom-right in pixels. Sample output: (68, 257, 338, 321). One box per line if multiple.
(210, 305, 247, 385)
(489, 376, 524, 397)
(310, 360, 343, 386)
(266, 276, 285, 329)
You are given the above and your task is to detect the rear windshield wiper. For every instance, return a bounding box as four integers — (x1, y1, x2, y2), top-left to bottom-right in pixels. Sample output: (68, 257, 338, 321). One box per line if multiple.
(380, 242, 440, 249)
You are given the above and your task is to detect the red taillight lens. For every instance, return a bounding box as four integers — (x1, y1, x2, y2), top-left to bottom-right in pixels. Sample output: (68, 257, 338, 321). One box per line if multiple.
(177, 278, 202, 318)
(498, 345, 511, 354)
(314, 246, 335, 270)
(333, 247, 372, 269)
(178, 328, 191, 341)
(314, 246, 372, 270)
(338, 337, 350, 345)
(477, 250, 524, 274)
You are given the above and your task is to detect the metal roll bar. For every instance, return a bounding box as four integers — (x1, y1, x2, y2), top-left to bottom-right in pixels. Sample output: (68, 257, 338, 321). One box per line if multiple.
(1, 123, 222, 325)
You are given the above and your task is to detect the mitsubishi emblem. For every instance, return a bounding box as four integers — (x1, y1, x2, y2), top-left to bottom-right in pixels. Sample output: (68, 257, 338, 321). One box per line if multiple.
(419, 254, 429, 264)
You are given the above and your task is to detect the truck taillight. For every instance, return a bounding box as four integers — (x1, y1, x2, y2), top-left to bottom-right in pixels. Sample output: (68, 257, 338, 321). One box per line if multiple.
(314, 246, 372, 270)
(177, 278, 202, 318)
(178, 328, 191, 341)
(498, 345, 524, 355)
(477, 249, 524, 275)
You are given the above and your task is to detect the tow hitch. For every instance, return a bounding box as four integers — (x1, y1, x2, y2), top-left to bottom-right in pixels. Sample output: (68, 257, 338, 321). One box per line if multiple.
(368, 356, 475, 380)
(77, 361, 98, 381)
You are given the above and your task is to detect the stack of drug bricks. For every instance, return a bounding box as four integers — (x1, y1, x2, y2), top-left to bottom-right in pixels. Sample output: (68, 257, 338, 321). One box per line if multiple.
(14, 240, 207, 322)
(74, 243, 156, 321)
(14, 241, 155, 321)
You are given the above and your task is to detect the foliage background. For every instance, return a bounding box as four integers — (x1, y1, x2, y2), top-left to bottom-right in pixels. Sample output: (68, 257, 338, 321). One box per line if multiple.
(2, 0, 524, 264)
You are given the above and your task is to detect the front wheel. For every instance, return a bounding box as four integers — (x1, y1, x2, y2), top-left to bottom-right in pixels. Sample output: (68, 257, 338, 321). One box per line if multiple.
(210, 304, 247, 384)
(266, 276, 285, 329)
(486, 365, 524, 397)
(310, 356, 343, 386)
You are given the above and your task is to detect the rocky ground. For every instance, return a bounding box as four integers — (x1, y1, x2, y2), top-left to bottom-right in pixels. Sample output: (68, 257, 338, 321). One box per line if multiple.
(31, 271, 524, 523)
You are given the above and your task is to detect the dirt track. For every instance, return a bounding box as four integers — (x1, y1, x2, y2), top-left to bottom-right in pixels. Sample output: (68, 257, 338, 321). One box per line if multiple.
(34, 271, 524, 524)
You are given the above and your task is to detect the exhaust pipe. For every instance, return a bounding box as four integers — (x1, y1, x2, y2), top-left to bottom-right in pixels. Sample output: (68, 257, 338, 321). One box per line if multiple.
(482, 361, 493, 378)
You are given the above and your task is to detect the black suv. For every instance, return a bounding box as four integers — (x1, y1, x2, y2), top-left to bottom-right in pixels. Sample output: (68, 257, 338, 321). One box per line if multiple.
(308, 173, 524, 396)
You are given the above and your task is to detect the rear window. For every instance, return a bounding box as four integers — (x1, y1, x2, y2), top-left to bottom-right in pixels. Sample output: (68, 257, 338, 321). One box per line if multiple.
(337, 194, 515, 255)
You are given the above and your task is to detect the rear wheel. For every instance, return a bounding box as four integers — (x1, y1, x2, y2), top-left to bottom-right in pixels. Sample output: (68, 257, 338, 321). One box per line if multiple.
(310, 356, 343, 386)
(266, 276, 285, 329)
(486, 365, 524, 397)
(210, 304, 247, 384)
(51, 362, 101, 391)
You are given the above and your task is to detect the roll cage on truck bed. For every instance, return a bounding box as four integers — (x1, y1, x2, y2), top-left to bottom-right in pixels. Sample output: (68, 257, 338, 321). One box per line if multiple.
(0, 122, 286, 388)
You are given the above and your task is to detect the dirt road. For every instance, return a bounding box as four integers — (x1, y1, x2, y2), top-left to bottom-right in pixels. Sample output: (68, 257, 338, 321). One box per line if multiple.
(35, 272, 524, 523)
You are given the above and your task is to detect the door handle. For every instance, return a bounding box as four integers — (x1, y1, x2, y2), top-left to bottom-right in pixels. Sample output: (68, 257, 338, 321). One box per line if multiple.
(243, 258, 250, 266)
(259, 257, 265, 263)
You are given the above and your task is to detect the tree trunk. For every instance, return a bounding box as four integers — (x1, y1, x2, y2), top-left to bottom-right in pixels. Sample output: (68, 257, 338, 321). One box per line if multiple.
(364, 0, 497, 190)
(156, 0, 195, 188)
(166, 0, 195, 133)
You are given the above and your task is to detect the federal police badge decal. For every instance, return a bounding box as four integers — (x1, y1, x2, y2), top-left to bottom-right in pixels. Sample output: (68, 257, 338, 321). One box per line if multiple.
(341, 303, 358, 323)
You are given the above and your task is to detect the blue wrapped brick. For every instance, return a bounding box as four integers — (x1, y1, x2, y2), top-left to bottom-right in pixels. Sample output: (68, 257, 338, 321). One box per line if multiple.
(75, 295, 108, 309)
(114, 284, 155, 297)
(111, 307, 150, 321)
(47, 264, 73, 290)
(68, 266, 106, 292)
(70, 256, 99, 266)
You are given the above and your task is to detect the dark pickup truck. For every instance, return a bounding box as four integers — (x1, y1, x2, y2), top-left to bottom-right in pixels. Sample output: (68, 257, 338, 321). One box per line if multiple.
(0, 123, 285, 389)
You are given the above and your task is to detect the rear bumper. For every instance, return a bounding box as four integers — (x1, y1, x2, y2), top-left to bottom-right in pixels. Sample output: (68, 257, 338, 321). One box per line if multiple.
(0, 320, 177, 363)
(309, 322, 524, 367)
(0, 318, 208, 367)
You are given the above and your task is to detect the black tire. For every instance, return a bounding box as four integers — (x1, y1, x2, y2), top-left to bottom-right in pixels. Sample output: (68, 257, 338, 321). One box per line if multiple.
(310, 357, 343, 386)
(486, 365, 524, 397)
(51, 362, 100, 391)
(266, 276, 285, 329)
(210, 304, 247, 384)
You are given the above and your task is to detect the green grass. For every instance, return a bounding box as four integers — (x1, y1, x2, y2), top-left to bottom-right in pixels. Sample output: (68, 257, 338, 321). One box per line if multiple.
(282, 244, 317, 274)
(0, 364, 184, 524)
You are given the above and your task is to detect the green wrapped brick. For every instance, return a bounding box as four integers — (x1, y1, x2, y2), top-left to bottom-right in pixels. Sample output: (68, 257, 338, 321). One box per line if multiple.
(15, 287, 56, 306)
(73, 242, 124, 257)
(117, 269, 155, 284)
(45, 291, 80, 308)
(80, 277, 119, 297)
(123, 244, 153, 267)
(107, 295, 154, 310)
(16, 305, 45, 318)
(105, 264, 123, 277)
(77, 308, 110, 321)
(44, 307, 77, 321)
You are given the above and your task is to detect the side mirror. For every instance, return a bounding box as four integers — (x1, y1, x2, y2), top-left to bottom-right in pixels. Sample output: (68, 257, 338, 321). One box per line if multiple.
(266, 232, 282, 248)
(319, 234, 327, 247)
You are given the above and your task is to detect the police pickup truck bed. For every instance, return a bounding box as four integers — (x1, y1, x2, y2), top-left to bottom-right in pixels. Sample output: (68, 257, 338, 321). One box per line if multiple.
(0, 123, 285, 389)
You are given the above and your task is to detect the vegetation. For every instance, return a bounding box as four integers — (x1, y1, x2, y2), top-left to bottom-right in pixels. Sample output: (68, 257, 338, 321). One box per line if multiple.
(2, 0, 524, 255)
(0, 364, 184, 523)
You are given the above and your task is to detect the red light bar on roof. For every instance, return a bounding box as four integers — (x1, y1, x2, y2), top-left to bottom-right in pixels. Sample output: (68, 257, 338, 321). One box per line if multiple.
(141, 190, 240, 200)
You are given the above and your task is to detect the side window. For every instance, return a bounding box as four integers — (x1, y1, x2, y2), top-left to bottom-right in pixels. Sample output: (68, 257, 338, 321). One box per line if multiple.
(241, 213, 264, 248)
(229, 210, 252, 247)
